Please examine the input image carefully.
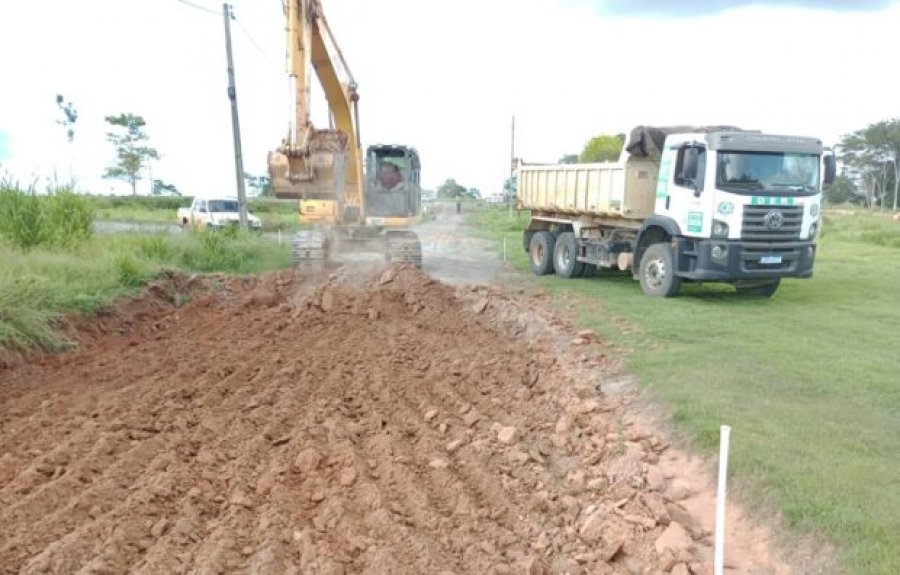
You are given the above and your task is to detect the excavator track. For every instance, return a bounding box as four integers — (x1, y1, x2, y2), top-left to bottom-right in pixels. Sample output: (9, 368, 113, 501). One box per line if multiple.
(292, 229, 329, 272)
(386, 231, 422, 269)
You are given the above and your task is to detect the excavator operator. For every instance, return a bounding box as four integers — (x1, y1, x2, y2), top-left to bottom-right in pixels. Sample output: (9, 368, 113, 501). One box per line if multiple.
(377, 162, 404, 191)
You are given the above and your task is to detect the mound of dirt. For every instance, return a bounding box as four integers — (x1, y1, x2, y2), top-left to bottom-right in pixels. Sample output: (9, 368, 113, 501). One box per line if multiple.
(0, 267, 783, 573)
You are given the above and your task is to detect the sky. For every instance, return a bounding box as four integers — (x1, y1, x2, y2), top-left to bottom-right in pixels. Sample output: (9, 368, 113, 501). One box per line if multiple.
(0, 0, 898, 197)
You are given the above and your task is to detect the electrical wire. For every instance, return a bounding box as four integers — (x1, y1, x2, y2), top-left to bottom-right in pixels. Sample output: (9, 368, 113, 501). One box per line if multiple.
(235, 18, 282, 72)
(174, 0, 219, 16)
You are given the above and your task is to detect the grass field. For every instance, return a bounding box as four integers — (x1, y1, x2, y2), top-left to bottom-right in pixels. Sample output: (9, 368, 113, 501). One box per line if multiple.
(0, 231, 292, 354)
(475, 205, 900, 575)
(88, 196, 303, 232)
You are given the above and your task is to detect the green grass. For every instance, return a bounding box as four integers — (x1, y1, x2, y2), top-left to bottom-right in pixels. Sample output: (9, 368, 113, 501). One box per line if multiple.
(0, 231, 292, 354)
(474, 204, 900, 574)
(89, 196, 303, 232)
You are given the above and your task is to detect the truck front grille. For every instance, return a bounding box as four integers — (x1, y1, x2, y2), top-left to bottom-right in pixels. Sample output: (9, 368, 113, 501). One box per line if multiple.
(741, 205, 803, 241)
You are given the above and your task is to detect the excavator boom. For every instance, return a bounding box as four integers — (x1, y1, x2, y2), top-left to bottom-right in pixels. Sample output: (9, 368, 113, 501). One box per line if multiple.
(268, 0, 363, 224)
(269, 0, 423, 269)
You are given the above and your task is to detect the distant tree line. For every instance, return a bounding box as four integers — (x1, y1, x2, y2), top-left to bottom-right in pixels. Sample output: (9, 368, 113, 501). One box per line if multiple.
(828, 118, 900, 210)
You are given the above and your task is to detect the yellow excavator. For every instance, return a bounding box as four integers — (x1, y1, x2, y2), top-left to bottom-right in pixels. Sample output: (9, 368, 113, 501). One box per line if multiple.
(267, 0, 422, 269)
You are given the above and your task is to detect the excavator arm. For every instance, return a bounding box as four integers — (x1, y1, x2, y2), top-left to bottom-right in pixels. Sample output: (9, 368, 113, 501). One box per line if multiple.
(268, 0, 364, 224)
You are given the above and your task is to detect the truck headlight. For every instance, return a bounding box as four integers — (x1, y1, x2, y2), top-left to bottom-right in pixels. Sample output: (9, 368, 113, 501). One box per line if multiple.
(810, 203, 820, 217)
(808, 222, 818, 239)
(711, 220, 729, 239)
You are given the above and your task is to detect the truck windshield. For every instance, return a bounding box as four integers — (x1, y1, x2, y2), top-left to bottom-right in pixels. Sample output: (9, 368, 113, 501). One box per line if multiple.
(716, 151, 819, 195)
(208, 200, 240, 212)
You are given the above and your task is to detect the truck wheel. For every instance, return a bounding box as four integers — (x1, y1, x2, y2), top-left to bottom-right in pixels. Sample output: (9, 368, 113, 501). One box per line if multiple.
(553, 231, 585, 279)
(529, 231, 555, 275)
(639, 243, 682, 297)
(735, 280, 780, 297)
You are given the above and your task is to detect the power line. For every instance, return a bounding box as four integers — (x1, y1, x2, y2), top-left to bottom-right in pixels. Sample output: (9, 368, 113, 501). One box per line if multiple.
(174, 0, 218, 16)
(235, 17, 281, 72)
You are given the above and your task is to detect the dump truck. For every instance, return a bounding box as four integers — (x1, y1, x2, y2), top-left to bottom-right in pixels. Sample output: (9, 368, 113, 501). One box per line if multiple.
(518, 126, 836, 297)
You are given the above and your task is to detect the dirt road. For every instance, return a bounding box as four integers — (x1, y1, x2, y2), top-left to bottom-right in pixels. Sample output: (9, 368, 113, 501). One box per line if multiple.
(417, 202, 507, 286)
(0, 209, 799, 574)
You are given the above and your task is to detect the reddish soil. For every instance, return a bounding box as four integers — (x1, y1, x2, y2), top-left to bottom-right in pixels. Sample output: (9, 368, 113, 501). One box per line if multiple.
(0, 267, 791, 574)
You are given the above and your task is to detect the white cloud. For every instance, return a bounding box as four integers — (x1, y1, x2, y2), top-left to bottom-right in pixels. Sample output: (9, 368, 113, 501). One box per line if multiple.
(0, 0, 897, 196)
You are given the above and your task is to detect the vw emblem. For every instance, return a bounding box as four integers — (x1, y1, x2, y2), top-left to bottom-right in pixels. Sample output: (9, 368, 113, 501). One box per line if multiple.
(764, 210, 784, 230)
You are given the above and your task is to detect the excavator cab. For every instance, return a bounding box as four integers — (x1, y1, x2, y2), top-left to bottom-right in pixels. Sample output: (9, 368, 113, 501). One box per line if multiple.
(365, 145, 421, 227)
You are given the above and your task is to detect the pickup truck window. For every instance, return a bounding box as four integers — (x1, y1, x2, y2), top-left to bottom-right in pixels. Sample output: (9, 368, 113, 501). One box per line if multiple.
(208, 200, 240, 212)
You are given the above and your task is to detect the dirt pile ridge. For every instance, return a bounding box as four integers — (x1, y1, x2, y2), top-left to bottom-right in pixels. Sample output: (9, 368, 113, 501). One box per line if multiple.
(1, 266, 786, 574)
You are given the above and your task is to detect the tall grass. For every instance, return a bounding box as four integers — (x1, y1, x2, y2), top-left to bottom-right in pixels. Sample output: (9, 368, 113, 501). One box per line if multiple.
(0, 230, 291, 355)
(0, 180, 94, 248)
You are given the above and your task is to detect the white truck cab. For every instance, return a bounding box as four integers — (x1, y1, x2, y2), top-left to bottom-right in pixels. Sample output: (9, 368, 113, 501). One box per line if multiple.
(178, 197, 262, 230)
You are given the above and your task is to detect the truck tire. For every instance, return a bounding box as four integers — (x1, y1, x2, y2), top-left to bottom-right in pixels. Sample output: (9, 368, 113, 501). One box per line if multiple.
(638, 243, 682, 297)
(529, 231, 555, 275)
(553, 231, 585, 279)
(736, 280, 780, 297)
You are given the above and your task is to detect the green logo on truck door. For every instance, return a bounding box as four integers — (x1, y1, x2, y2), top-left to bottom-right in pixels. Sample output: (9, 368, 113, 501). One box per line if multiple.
(687, 211, 703, 233)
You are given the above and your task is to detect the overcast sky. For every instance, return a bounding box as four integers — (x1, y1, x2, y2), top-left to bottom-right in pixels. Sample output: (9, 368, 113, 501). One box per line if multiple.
(1, 0, 898, 197)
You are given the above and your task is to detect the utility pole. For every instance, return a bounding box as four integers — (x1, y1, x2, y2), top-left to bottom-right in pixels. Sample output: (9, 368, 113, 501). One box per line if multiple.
(222, 3, 249, 228)
(509, 114, 516, 217)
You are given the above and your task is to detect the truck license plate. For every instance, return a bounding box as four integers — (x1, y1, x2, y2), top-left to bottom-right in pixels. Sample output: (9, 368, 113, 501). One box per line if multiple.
(760, 255, 782, 265)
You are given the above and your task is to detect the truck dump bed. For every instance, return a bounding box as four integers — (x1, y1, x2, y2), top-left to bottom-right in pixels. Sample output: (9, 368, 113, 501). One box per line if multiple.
(516, 160, 657, 221)
(516, 125, 747, 221)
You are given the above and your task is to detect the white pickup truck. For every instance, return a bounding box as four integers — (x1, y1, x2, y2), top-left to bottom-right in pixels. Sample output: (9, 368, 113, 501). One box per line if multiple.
(177, 197, 262, 230)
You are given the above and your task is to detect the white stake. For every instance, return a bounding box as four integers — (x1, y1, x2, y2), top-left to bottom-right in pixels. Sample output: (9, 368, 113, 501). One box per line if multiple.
(715, 425, 731, 575)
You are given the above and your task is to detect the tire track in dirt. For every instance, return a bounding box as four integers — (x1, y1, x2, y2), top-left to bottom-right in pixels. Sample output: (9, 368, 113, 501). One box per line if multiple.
(0, 266, 796, 573)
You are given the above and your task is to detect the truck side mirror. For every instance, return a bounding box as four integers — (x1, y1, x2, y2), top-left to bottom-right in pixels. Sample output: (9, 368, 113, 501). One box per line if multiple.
(823, 154, 836, 186)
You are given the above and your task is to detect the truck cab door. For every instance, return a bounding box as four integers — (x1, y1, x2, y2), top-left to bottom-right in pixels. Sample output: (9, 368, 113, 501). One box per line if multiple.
(656, 144, 708, 237)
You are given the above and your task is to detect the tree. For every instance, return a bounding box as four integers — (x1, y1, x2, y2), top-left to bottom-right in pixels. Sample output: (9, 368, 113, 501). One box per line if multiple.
(559, 154, 578, 164)
(822, 174, 857, 205)
(437, 178, 467, 199)
(103, 113, 159, 196)
(152, 179, 180, 196)
(503, 174, 517, 201)
(838, 119, 900, 211)
(578, 133, 625, 163)
(55, 94, 78, 143)
(245, 173, 273, 197)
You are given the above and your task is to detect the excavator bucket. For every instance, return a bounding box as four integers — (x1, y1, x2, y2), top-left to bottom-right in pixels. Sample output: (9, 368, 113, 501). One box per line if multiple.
(268, 130, 348, 202)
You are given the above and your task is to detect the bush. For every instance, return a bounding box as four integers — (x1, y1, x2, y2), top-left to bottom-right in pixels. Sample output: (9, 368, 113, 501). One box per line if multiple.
(180, 229, 244, 272)
(136, 235, 174, 261)
(114, 254, 146, 287)
(0, 185, 46, 248)
(0, 181, 94, 249)
(46, 187, 94, 246)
